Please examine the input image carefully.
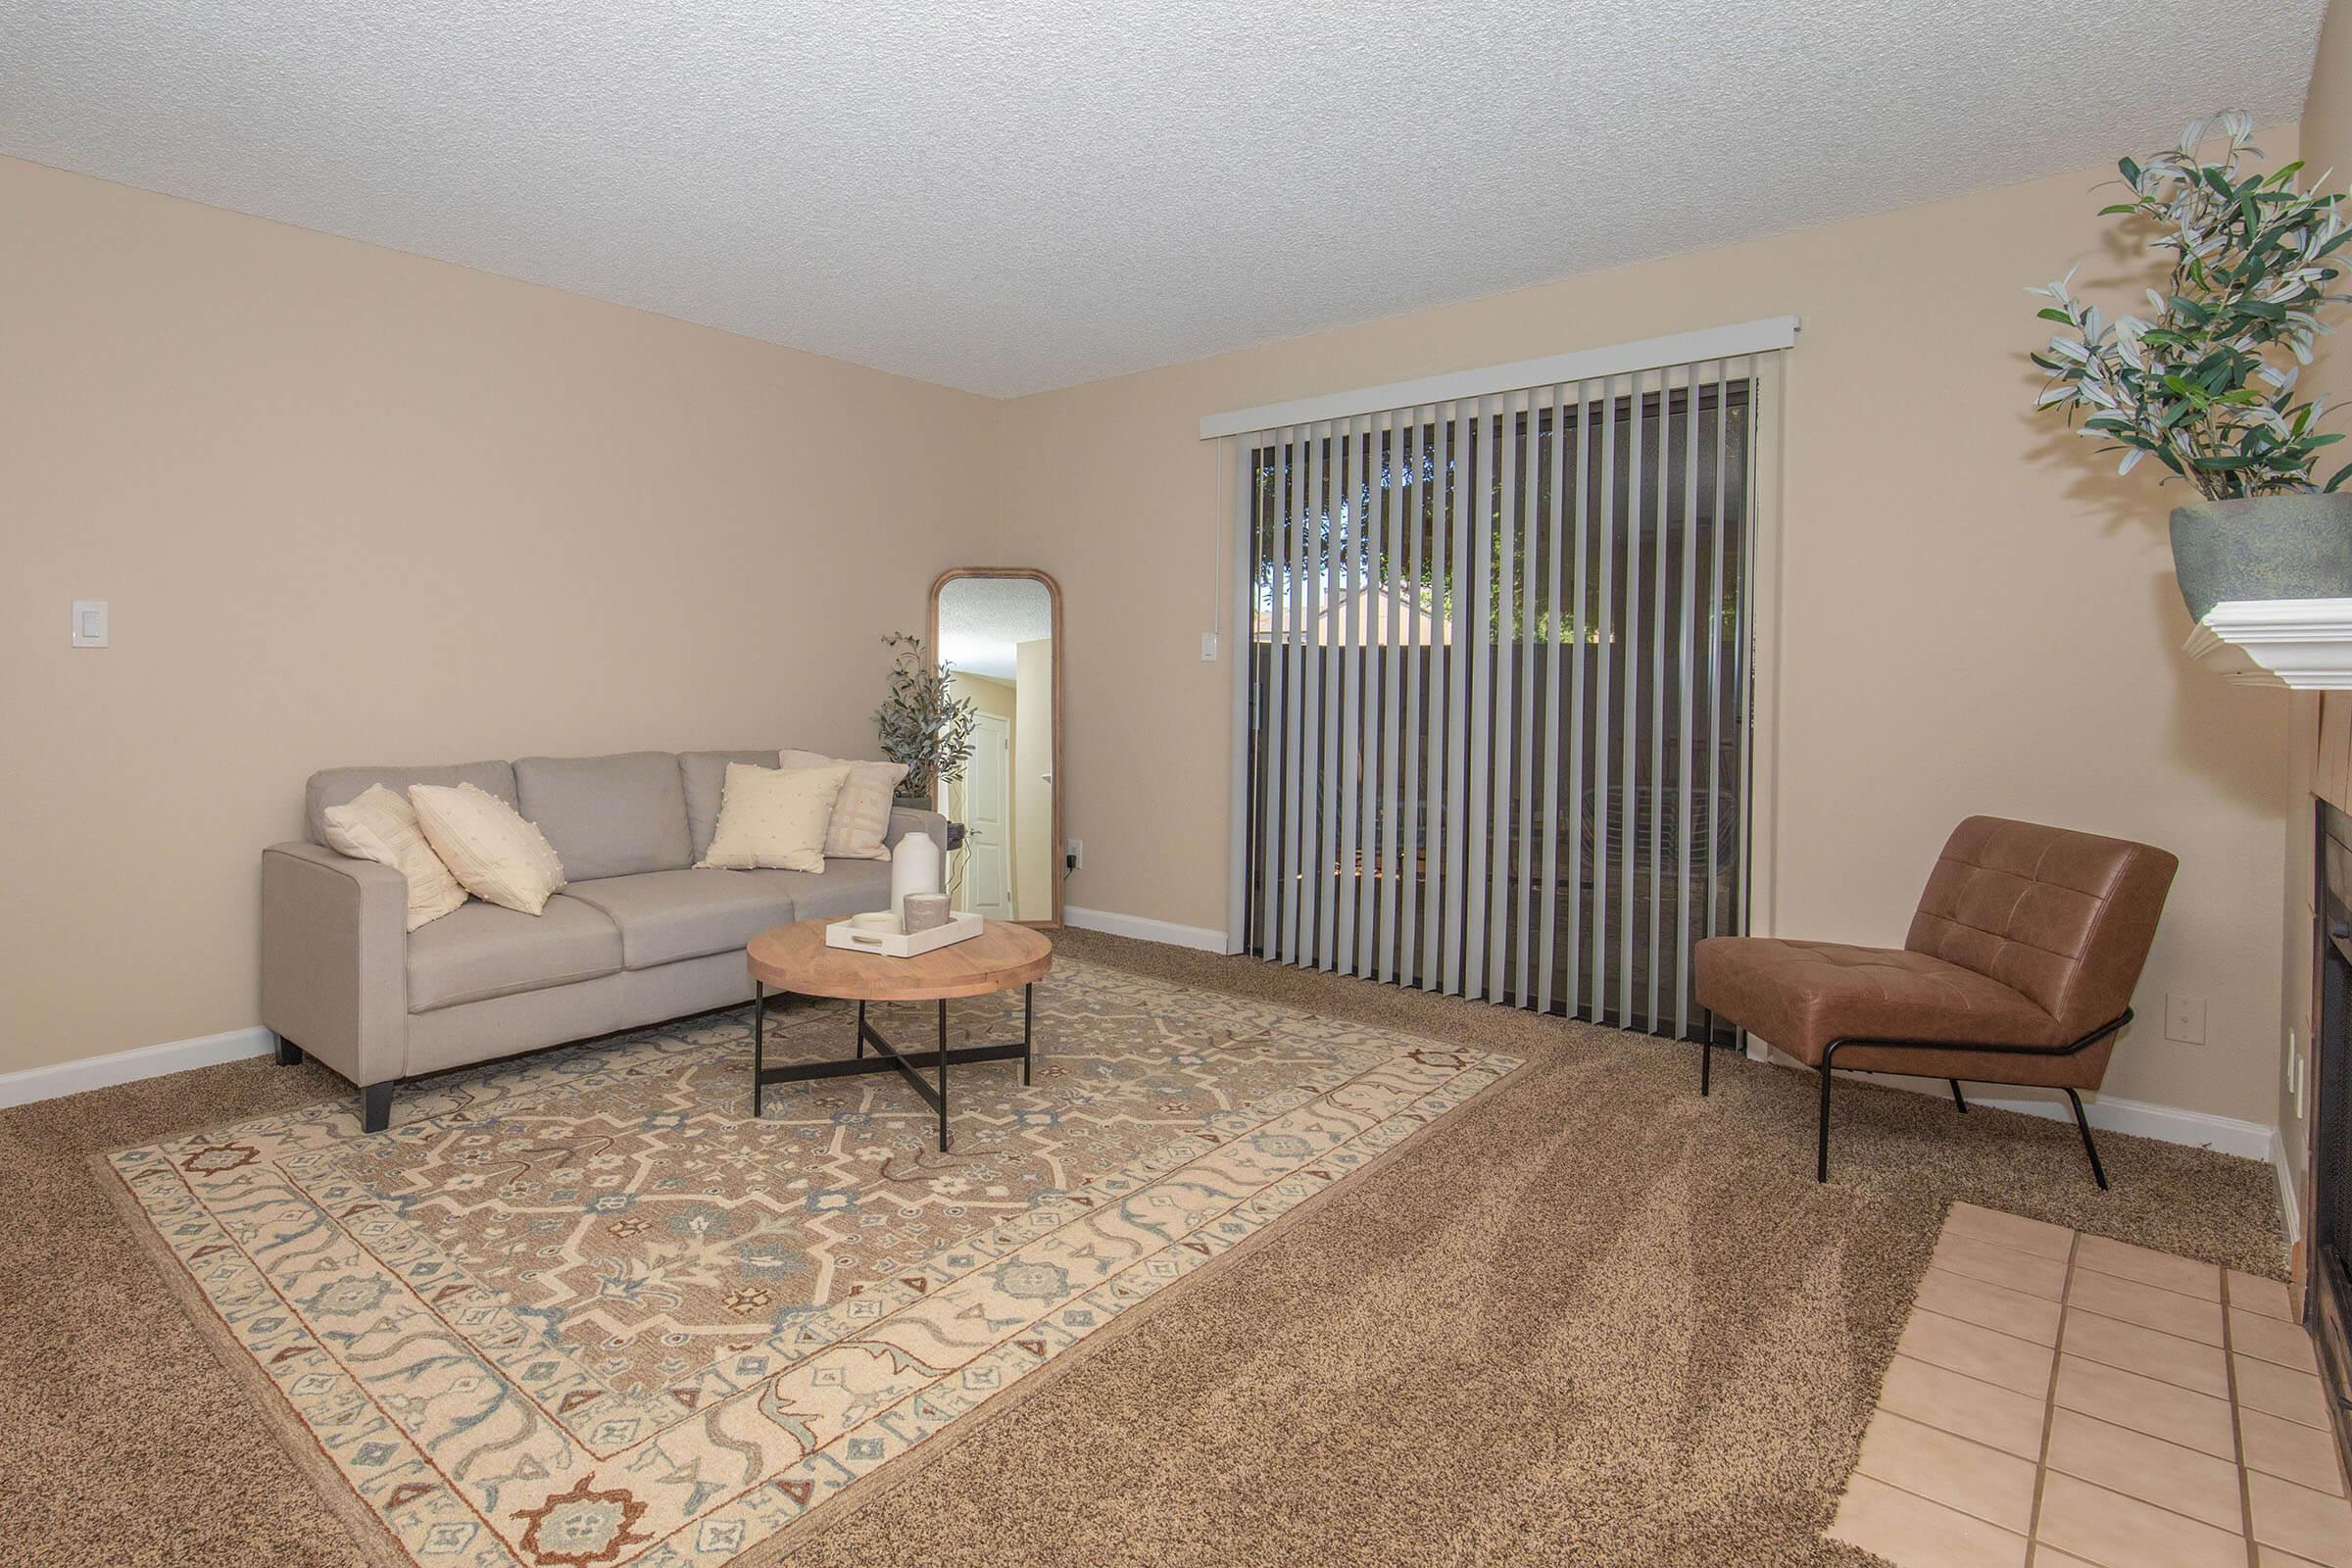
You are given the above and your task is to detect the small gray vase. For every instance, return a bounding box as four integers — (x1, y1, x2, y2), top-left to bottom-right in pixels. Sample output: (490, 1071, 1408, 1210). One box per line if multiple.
(2170, 493, 2352, 625)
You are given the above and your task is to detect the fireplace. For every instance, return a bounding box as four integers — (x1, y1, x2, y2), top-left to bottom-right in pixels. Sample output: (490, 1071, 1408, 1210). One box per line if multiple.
(2309, 802, 2352, 1467)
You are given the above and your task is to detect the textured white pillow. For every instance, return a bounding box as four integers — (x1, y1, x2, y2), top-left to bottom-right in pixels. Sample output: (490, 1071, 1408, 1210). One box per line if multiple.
(409, 782, 567, 915)
(321, 784, 468, 932)
(779, 750, 910, 859)
(699, 762, 850, 872)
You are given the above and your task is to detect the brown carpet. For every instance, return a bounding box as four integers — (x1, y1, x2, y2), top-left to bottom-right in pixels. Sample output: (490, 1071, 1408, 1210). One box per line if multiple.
(1, 929, 2285, 1567)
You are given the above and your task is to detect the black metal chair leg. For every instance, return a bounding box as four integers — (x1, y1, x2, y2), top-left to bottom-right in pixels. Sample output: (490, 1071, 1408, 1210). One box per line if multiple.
(1816, 1062, 1834, 1182)
(1949, 1080, 1969, 1114)
(2064, 1087, 2109, 1190)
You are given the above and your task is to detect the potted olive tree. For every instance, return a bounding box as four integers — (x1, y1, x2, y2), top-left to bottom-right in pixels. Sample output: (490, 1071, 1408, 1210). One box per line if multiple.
(874, 631, 977, 813)
(2032, 111, 2352, 623)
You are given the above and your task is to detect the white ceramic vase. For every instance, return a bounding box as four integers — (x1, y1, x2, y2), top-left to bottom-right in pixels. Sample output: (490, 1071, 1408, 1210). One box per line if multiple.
(889, 830, 944, 916)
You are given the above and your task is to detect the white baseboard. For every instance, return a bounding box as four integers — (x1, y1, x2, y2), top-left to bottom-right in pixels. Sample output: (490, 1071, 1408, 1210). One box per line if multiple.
(2275, 1137, 2303, 1247)
(1063, 906, 1233, 954)
(0, 1025, 276, 1110)
(1867, 1070, 2277, 1160)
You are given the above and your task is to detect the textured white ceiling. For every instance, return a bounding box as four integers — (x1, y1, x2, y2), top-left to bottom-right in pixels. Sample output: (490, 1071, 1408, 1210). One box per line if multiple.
(939, 576, 1053, 680)
(1, 2, 2328, 396)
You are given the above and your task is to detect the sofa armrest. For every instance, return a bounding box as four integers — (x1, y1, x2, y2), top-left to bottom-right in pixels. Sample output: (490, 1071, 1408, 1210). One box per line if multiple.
(260, 842, 409, 1090)
(884, 807, 949, 854)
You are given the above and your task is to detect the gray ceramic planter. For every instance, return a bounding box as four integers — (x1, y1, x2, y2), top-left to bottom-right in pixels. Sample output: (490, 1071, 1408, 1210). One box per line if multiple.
(2169, 493, 2352, 625)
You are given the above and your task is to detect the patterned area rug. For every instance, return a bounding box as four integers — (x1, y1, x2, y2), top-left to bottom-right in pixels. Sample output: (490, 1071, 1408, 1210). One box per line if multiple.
(105, 956, 1515, 1567)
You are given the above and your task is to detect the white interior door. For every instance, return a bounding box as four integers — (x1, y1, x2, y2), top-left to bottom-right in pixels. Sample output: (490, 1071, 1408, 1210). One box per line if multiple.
(961, 711, 1014, 917)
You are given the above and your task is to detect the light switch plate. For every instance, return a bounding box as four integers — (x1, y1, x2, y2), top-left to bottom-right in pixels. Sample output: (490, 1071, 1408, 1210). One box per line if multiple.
(1200, 631, 1219, 662)
(2164, 992, 2206, 1045)
(71, 600, 108, 648)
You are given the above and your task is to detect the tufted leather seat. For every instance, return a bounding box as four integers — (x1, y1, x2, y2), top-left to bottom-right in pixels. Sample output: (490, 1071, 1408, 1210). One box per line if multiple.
(1692, 816, 2177, 1181)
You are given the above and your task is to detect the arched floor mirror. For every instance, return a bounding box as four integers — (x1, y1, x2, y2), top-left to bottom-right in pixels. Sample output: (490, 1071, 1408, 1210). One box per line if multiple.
(929, 568, 1063, 928)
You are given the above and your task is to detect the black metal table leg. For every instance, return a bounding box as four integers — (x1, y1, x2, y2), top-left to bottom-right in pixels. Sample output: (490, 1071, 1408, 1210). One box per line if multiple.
(1949, 1079, 1969, 1113)
(1022, 984, 1034, 1086)
(751, 986, 1032, 1150)
(936, 999, 951, 1151)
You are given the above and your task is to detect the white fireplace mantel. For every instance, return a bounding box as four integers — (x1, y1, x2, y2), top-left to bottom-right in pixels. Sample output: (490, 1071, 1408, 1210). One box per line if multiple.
(2182, 597, 2352, 689)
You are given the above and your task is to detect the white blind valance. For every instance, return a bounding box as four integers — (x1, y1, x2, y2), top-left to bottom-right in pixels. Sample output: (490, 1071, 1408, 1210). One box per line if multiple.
(1199, 316, 1796, 441)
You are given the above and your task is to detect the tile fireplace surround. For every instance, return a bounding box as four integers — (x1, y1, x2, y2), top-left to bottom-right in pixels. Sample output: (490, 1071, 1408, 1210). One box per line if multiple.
(1830, 1202, 2350, 1568)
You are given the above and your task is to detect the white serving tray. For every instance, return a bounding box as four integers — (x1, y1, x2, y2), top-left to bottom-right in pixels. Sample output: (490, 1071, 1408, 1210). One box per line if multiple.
(823, 910, 984, 958)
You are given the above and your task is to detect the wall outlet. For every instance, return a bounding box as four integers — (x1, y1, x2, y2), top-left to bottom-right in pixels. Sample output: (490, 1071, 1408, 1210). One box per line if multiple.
(1065, 838, 1083, 871)
(2164, 992, 2206, 1045)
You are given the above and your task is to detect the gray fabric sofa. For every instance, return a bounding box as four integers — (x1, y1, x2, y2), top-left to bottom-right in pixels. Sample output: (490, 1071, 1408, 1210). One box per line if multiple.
(260, 750, 946, 1131)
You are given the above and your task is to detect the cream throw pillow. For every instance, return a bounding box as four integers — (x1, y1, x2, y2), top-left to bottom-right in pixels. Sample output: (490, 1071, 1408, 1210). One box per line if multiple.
(321, 784, 468, 932)
(409, 782, 567, 915)
(699, 762, 850, 872)
(779, 750, 909, 859)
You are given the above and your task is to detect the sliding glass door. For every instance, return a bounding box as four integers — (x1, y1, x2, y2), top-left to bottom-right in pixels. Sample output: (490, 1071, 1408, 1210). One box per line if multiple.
(1240, 361, 1756, 1040)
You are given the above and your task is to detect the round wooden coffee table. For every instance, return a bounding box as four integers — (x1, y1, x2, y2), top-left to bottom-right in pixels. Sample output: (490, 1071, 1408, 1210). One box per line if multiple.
(744, 917, 1054, 1151)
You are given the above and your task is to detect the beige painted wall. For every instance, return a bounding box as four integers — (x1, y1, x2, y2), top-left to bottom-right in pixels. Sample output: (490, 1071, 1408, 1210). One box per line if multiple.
(2280, 5, 2352, 1217)
(1013, 638, 1055, 920)
(1, 154, 994, 1075)
(991, 142, 2299, 1125)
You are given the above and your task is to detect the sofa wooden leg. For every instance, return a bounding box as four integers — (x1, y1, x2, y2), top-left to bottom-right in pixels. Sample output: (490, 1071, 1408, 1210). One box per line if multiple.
(272, 1032, 304, 1067)
(362, 1082, 395, 1134)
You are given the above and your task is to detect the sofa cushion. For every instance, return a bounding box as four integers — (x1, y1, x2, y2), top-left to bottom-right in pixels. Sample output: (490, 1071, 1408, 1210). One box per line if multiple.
(562, 869, 802, 970)
(407, 895, 622, 1013)
(514, 753, 693, 881)
(307, 760, 515, 847)
(752, 858, 894, 925)
(680, 750, 780, 859)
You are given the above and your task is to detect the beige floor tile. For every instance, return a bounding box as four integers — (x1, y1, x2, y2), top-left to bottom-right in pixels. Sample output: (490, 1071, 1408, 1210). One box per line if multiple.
(1933, 1231, 2070, 1301)
(1855, 1409, 2037, 1534)
(2229, 1269, 2296, 1322)
(1879, 1354, 2049, 1460)
(2061, 1309, 2230, 1399)
(2233, 1308, 2324, 1375)
(1944, 1202, 2074, 1261)
(1899, 1309, 2056, 1397)
(2066, 1267, 2227, 1346)
(2074, 1233, 2223, 1300)
(1918, 1267, 2065, 1348)
(2260, 1548, 2334, 1568)
(2053, 1354, 2236, 1461)
(2241, 1405, 2352, 1496)
(2034, 1473, 2252, 1568)
(1829, 1473, 2029, 1568)
(2041, 1407, 2246, 1532)
(2235, 1356, 2335, 1431)
(2249, 1470, 2352, 1568)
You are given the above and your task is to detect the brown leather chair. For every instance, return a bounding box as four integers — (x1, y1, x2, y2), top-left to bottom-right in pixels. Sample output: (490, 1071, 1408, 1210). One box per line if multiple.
(1691, 816, 2177, 1186)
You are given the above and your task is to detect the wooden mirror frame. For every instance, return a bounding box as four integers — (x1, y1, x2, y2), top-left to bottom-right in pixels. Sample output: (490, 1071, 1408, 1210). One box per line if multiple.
(928, 567, 1064, 929)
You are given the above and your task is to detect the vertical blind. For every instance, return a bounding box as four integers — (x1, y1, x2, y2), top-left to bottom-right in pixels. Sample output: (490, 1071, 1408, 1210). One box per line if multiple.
(1239, 355, 1764, 1038)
